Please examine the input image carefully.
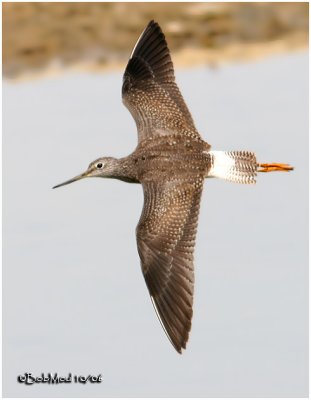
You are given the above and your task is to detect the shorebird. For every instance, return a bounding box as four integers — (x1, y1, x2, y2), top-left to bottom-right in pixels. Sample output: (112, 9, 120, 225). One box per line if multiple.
(54, 21, 293, 353)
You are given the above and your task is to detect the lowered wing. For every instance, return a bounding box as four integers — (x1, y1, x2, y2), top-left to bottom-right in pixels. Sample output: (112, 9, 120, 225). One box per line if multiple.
(136, 177, 204, 353)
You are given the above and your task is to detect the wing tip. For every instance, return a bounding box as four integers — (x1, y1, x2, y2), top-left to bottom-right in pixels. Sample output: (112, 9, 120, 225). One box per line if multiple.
(130, 19, 167, 59)
(174, 343, 186, 355)
(147, 19, 160, 30)
(150, 296, 190, 355)
(130, 20, 161, 59)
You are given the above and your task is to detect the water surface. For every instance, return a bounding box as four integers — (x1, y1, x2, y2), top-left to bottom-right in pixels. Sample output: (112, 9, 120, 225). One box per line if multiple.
(3, 52, 308, 397)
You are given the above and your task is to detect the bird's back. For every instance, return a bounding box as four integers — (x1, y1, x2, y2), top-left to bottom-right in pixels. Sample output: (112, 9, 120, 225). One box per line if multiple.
(131, 134, 210, 183)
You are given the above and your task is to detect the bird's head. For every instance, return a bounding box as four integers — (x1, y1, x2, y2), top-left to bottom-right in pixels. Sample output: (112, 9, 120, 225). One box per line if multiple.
(53, 157, 118, 189)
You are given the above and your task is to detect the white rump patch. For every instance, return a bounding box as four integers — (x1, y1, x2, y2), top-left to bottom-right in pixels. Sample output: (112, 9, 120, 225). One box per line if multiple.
(206, 151, 236, 180)
(205, 150, 257, 184)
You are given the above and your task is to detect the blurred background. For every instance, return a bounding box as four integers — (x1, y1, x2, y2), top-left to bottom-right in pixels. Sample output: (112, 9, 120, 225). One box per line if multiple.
(3, 2, 309, 398)
(3, 2, 309, 79)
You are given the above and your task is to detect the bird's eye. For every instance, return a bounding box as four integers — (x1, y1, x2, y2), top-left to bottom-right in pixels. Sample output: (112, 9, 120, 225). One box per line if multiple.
(96, 163, 103, 169)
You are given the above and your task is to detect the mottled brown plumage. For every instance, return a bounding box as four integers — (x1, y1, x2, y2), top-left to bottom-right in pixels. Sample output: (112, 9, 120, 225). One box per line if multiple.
(122, 21, 203, 143)
(53, 20, 293, 354)
(121, 21, 211, 352)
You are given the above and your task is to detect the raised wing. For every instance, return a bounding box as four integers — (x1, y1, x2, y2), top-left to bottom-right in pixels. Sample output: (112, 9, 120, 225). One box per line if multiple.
(122, 20, 202, 143)
(136, 178, 204, 353)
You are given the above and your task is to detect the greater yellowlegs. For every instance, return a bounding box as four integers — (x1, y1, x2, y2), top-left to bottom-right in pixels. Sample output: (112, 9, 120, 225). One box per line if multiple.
(54, 21, 293, 353)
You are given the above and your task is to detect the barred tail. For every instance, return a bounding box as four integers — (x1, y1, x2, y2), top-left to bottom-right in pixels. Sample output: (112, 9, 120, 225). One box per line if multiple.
(206, 151, 294, 184)
(206, 151, 258, 184)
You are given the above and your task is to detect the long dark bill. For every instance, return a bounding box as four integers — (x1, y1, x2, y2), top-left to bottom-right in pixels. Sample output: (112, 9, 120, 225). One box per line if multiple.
(52, 171, 88, 189)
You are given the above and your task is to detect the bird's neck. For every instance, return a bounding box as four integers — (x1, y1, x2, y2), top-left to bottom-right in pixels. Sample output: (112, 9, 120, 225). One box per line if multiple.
(106, 157, 139, 183)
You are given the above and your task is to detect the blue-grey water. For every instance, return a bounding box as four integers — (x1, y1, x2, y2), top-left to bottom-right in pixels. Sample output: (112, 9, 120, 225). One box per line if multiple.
(3, 51, 308, 397)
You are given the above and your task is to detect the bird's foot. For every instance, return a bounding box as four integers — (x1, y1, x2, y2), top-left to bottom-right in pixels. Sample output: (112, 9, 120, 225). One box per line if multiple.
(258, 163, 294, 173)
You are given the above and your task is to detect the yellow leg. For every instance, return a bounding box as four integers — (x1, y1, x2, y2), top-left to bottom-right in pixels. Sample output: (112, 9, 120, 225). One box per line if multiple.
(258, 163, 294, 173)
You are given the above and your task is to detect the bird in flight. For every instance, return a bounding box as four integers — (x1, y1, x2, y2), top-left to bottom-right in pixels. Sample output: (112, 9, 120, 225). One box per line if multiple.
(54, 21, 293, 353)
